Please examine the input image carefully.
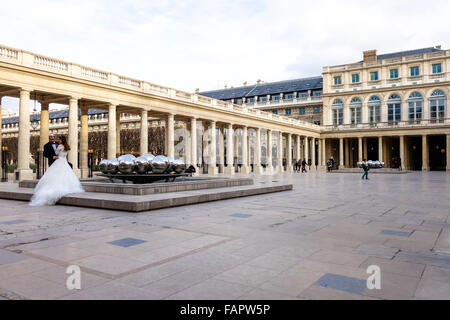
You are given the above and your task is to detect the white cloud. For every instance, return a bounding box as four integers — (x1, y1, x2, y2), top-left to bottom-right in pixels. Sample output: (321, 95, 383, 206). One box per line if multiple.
(1, 0, 449, 112)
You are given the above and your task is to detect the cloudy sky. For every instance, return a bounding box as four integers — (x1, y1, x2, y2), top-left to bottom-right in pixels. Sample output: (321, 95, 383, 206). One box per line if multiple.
(1, 0, 450, 112)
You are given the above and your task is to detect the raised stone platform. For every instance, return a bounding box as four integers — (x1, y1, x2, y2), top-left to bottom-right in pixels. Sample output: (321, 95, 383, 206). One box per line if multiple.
(0, 178, 292, 212)
(19, 177, 254, 195)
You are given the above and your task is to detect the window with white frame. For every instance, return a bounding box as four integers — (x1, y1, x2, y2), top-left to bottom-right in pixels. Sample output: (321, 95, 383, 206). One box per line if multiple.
(430, 90, 446, 120)
(387, 94, 401, 122)
(332, 99, 344, 125)
(408, 92, 423, 121)
(368, 96, 381, 123)
(349, 97, 362, 124)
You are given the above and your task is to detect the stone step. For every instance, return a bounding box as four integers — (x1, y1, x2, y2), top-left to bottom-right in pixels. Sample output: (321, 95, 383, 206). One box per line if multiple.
(0, 182, 292, 212)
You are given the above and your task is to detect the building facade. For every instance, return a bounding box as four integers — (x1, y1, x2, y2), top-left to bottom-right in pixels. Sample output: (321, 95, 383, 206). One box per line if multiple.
(322, 46, 450, 171)
(199, 77, 323, 125)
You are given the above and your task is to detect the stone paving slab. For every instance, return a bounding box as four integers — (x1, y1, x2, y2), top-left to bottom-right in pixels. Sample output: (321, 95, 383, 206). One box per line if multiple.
(0, 172, 449, 299)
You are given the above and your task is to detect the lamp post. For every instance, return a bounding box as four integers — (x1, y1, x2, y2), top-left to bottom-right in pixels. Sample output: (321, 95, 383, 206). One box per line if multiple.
(36, 147, 44, 179)
(2, 146, 8, 182)
(88, 149, 94, 178)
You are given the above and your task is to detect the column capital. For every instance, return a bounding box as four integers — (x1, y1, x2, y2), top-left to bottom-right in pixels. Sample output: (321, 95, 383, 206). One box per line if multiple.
(69, 96, 81, 102)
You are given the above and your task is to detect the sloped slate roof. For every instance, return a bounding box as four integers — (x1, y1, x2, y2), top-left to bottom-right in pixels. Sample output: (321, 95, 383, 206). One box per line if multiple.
(199, 76, 323, 100)
(2, 108, 107, 125)
(377, 47, 442, 60)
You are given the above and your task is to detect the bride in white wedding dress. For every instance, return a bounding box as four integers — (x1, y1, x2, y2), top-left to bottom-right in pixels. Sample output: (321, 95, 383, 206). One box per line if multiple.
(30, 136, 84, 206)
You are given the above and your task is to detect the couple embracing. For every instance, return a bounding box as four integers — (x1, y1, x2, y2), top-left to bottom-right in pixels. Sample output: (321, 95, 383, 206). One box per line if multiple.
(29, 134, 84, 206)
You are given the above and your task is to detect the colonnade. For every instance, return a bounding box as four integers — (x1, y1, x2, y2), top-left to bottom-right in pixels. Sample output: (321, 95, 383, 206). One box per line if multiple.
(9, 90, 321, 180)
(332, 134, 450, 171)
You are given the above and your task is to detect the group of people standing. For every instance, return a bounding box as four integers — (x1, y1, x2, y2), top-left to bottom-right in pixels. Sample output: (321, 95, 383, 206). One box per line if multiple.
(293, 159, 309, 173)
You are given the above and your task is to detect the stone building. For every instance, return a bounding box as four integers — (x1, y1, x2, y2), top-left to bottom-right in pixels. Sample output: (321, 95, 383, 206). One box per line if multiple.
(321, 46, 450, 171)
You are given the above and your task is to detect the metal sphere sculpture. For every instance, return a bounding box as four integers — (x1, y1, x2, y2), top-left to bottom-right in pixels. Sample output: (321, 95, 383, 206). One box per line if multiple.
(151, 155, 170, 174)
(118, 154, 137, 174)
(106, 158, 119, 174)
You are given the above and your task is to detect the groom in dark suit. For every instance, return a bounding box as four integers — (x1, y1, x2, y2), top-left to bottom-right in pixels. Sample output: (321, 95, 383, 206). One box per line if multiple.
(43, 134, 58, 167)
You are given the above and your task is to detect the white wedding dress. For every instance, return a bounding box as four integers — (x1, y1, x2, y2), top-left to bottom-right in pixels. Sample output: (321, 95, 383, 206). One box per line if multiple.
(30, 145, 84, 206)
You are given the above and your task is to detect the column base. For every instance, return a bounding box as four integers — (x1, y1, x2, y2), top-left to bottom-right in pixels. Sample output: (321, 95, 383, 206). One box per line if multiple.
(81, 168, 90, 179)
(241, 166, 251, 174)
(265, 166, 273, 174)
(446, 167, 450, 171)
(224, 166, 235, 175)
(422, 167, 430, 172)
(15, 169, 33, 181)
(254, 165, 263, 174)
(286, 164, 293, 172)
(208, 166, 219, 175)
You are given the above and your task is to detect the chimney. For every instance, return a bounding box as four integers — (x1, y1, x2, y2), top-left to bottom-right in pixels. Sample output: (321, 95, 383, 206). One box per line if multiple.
(256, 79, 262, 84)
(195, 88, 199, 93)
(436, 45, 442, 50)
(243, 81, 248, 86)
(224, 85, 228, 89)
(363, 50, 377, 63)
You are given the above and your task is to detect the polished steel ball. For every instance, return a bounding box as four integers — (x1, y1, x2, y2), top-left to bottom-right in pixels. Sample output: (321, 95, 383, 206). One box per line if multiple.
(99, 160, 109, 174)
(166, 156, 175, 173)
(152, 155, 169, 174)
(135, 156, 150, 174)
(118, 154, 137, 174)
(141, 154, 155, 172)
(173, 159, 186, 174)
(106, 158, 119, 174)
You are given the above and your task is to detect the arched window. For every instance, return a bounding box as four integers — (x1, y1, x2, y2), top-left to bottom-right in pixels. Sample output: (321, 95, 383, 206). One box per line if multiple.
(408, 92, 423, 121)
(332, 99, 344, 125)
(349, 97, 362, 124)
(368, 96, 381, 123)
(387, 94, 401, 122)
(430, 90, 446, 120)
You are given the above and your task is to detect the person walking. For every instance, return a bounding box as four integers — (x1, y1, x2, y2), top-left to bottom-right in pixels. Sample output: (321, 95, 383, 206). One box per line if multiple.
(361, 159, 370, 180)
(301, 159, 307, 173)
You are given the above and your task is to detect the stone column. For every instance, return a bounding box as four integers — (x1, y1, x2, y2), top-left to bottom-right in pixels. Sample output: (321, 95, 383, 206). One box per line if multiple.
(225, 123, 234, 175)
(399, 136, 405, 170)
(208, 120, 218, 175)
(266, 129, 273, 173)
(304, 137, 309, 163)
(80, 107, 89, 178)
(166, 113, 175, 158)
(358, 137, 363, 162)
(254, 128, 262, 173)
(339, 138, 344, 168)
(190, 118, 198, 171)
(68, 98, 80, 175)
(219, 126, 225, 173)
(446, 134, 450, 171)
(107, 104, 117, 160)
(242, 126, 250, 173)
(311, 137, 316, 168)
(39, 102, 50, 149)
(422, 135, 429, 171)
(378, 136, 383, 163)
(17, 89, 33, 180)
(116, 112, 121, 155)
(295, 135, 301, 163)
(287, 133, 293, 172)
(278, 132, 283, 172)
(140, 110, 148, 155)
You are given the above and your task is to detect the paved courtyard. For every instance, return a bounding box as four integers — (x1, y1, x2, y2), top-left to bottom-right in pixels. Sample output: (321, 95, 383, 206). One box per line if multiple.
(0, 171, 449, 300)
